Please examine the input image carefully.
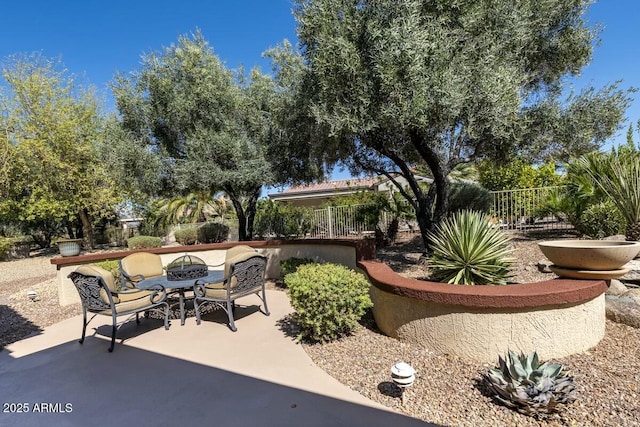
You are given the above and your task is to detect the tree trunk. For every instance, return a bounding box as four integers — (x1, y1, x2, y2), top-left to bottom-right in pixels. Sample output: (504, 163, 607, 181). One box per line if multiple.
(226, 187, 261, 241)
(408, 129, 451, 251)
(78, 209, 94, 249)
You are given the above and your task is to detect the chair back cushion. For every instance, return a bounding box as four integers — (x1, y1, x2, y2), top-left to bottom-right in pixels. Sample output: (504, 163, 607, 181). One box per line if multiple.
(74, 265, 117, 292)
(223, 245, 257, 278)
(227, 252, 266, 289)
(120, 252, 164, 282)
(71, 265, 119, 306)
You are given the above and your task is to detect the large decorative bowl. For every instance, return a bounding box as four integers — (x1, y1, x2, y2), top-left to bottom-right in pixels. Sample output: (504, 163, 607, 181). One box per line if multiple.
(57, 239, 83, 257)
(538, 240, 640, 271)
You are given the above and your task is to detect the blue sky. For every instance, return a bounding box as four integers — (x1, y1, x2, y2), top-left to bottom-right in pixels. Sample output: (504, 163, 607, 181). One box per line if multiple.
(1, 0, 639, 150)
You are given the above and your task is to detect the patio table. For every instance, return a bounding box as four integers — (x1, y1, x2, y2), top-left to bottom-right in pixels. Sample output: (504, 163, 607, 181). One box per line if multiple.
(137, 270, 224, 326)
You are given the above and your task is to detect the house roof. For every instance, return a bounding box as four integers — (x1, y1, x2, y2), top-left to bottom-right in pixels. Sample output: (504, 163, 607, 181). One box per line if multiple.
(268, 177, 381, 201)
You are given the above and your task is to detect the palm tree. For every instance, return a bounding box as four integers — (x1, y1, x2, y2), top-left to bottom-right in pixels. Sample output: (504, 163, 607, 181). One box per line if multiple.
(153, 191, 229, 229)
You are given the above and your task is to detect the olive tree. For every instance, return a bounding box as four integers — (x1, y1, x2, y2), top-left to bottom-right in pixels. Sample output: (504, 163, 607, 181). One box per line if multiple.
(289, 0, 632, 249)
(109, 31, 276, 240)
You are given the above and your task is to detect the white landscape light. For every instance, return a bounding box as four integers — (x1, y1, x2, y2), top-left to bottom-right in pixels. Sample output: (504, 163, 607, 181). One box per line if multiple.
(27, 290, 37, 301)
(391, 361, 415, 388)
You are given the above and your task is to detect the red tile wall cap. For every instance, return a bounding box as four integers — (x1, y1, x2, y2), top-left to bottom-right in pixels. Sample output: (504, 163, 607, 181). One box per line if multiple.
(358, 260, 607, 309)
(50, 239, 376, 268)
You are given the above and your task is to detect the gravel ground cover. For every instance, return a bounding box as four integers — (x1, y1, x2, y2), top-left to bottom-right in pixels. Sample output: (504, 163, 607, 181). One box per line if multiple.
(1, 236, 639, 426)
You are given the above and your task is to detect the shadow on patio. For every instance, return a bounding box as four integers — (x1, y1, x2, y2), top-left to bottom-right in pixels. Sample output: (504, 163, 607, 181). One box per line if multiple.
(0, 291, 437, 427)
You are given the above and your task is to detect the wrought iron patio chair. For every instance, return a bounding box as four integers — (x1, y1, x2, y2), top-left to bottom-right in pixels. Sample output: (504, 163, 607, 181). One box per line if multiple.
(68, 265, 169, 352)
(118, 252, 164, 288)
(193, 245, 270, 331)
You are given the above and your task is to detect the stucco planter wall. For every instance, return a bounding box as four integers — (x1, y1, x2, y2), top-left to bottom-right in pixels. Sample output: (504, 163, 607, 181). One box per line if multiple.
(52, 239, 373, 306)
(360, 261, 608, 363)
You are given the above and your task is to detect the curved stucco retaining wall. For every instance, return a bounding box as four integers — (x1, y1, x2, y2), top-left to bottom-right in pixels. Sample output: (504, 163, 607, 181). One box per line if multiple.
(360, 261, 608, 363)
(52, 239, 374, 306)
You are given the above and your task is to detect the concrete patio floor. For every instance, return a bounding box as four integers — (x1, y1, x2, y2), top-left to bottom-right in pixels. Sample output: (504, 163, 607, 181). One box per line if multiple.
(0, 291, 434, 426)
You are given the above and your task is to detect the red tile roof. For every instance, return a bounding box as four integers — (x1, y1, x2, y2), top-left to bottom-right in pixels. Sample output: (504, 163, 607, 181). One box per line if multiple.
(278, 177, 381, 196)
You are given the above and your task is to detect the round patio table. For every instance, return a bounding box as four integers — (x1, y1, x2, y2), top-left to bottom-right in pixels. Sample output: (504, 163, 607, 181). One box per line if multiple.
(137, 270, 224, 326)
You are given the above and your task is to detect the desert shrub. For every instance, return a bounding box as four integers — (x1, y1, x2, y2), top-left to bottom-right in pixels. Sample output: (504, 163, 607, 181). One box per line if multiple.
(197, 222, 229, 243)
(175, 227, 198, 245)
(280, 257, 316, 278)
(285, 263, 373, 342)
(576, 201, 625, 238)
(254, 200, 313, 239)
(0, 237, 13, 261)
(127, 235, 162, 250)
(428, 210, 515, 285)
(92, 260, 121, 282)
(448, 182, 492, 214)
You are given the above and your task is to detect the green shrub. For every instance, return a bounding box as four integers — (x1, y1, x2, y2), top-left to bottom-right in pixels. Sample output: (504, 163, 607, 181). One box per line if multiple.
(197, 222, 229, 243)
(577, 201, 625, 238)
(127, 235, 163, 250)
(285, 263, 373, 342)
(448, 182, 492, 214)
(0, 237, 13, 261)
(254, 200, 313, 239)
(428, 210, 515, 285)
(175, 227, 198, 245)
(92, 260, 121, 282)
(280, 257, 316, 278)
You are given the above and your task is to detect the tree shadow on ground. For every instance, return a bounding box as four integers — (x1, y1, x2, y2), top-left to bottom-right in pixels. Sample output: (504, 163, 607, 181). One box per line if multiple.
(0, 305, 42, 349)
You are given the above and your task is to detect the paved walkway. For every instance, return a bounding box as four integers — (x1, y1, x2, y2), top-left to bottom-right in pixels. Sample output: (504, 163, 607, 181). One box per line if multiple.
(0, 291, 434, 427)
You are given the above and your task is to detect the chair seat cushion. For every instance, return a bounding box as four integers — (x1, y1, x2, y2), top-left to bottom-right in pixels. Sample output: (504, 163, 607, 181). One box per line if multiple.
(200, 282, 259, 300)
(99, 291, 158, 314)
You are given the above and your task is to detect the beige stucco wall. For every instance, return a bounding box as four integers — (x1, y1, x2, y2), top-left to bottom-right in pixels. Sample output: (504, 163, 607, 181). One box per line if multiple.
(370, 286, 605, 363)
(57, 244, 356, 306)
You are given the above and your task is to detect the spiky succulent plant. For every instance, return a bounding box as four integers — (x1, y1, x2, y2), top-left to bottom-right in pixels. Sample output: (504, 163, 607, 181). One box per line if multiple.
(483, 350, 577, 418)
(427, 210, 514, 285)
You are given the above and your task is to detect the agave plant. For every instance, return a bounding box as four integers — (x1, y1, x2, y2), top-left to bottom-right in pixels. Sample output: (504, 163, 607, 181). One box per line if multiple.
(427, 210, 514, 285)
(483, 350, 577, 418)
(574, 149, 640, 240)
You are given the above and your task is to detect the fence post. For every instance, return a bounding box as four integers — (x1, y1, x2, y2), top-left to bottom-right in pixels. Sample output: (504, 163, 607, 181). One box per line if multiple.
(327, 206, 333, 238)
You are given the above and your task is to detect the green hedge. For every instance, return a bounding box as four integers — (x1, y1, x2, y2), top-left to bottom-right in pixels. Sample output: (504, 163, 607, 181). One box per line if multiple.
(285, 263, 373, 342)
(175, 228, 198, 245)
(198, 222, 229, 243)
(127, 235, 163, 250)
(0, 238, 13, 261)
(280, 257, 316, 278)
(92, 260, 121, 282)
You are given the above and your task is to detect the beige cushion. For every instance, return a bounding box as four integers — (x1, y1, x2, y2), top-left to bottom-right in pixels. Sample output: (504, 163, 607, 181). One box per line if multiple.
(223, 245, 256, 277)
(120, 252, 164, 282)
(74, 265, 117, 292)
(73, 265, 120, 304)
(99, 293, 158, 314)
(200, 252, 266, 298)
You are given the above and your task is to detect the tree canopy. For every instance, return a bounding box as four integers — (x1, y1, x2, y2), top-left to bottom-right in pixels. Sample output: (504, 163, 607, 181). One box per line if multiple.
(108, 31, 277, 240)
(0, 54, 119, 247)
(287, 0, 633, 249)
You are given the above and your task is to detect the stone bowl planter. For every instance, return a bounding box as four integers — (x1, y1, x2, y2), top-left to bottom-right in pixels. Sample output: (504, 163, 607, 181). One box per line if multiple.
(57, 239, 83, 257)
(538, 240, 640, 270)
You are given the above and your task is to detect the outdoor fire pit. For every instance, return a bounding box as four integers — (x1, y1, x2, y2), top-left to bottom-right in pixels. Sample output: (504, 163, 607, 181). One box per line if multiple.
(166, 254, 208, 281)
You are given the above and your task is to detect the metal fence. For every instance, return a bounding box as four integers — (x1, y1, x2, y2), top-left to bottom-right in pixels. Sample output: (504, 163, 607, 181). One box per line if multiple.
(307, 186, 573, 239)
(174, 186, 573, 241)
(490, 186, 573, 232)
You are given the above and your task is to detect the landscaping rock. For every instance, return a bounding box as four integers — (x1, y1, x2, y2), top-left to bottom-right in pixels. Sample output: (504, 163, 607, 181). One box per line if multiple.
(536, 259, 553, 273)
(605, 296, 640, 328)
(620, 259, 640, 283)
(603, 234, 627, 241)
(622, 288, 640, 305)
(606, 279, 629, 296)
